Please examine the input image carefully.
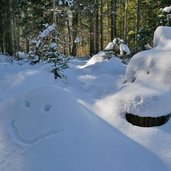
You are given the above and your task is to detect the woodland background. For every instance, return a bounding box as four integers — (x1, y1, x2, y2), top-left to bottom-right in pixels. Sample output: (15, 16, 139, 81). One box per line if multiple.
(0, 0, 171, 57)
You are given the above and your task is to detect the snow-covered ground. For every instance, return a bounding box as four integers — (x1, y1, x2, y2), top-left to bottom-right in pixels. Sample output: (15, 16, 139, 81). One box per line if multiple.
(0, 26, 171, 170)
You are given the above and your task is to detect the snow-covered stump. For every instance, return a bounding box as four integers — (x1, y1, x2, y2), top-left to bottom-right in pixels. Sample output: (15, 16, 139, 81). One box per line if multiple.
(121, 26, 171, 127)
(125, 113, 171, 127)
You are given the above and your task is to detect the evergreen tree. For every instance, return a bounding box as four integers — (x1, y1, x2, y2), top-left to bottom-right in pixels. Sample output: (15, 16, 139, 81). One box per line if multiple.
(0, 0, 169, 57)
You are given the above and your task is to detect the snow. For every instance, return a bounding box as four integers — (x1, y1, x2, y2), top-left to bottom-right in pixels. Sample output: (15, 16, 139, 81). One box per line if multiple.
(39, 24, 56, 38)
(162, 6, 171, 13)
(119, 26, 171, 117)
(0, 26, 171, 170)
(57, 0, 75, 7)
(104, 42, 114, 50)
(50, 42, 57, 48)
(79, 51, 112, 68)
(120, 43, 131, 55)
(74, 37, 82, 43)
(36, 39, 41, 48)
(16, 52, 28, 59)
(153, 26, 171, 49)
(92, 26, 171, 170)
(106, 38, 131, 55)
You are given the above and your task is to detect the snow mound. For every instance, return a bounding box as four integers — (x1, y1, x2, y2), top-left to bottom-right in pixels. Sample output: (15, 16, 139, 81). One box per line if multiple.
(83, 57, 125, 75)
(113, 27, 171, 117)
(16, 52, 28, 59)
(0, 86, 167, 171)
(125, 50, 171, 87)
(0, 54, 13, 63)
(80, 51, 111, 68)
(104, 42, 114, 50)
(61, 57, 125, 100)
(153, 26, 171, 50)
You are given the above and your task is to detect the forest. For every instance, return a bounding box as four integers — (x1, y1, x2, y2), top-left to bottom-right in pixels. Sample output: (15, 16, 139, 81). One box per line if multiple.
(0, 0, 171, 58)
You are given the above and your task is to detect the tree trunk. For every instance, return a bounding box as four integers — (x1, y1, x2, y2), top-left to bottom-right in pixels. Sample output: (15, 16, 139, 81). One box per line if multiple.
(136, 0, 140, 50)
(25, 38, 29, 53)
(52, 0, 57, 25)
(71, 10, 78, 56)
(107, 0, 110, 43)
(124, 0, 128, 42)
(89, 13, 95, 56)
(5, 0, 13, 55)
(17, 27, 20, 52)
(12, 0, 18, 55)
(136, 0, 140, 34)
(100, 0, 103, 50)
(0, 7, 4, 53)
(95, 0, 99, 53)
(111, 0, 116, 41)
(66, 19, 72, 55)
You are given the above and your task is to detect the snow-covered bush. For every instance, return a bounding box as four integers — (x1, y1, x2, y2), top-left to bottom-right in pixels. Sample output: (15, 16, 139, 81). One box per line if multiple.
(104, 38, 130, 58)
(16, 51, 28, 60)
(56, 0, 75, 7)
(104, 38, 131, 64)
(29, 23, 69, 79)
(159, 6, 171, 26)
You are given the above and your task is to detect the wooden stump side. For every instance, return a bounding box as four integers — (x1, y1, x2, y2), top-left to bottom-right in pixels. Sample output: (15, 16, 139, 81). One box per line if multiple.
(125, 113, 171, 127)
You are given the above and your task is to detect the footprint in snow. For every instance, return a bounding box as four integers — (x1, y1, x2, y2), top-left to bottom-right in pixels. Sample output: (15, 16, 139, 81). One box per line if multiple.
(134, 96, 142, 103)
(24, 100, 31, 108)
(44, 104, 51, 112)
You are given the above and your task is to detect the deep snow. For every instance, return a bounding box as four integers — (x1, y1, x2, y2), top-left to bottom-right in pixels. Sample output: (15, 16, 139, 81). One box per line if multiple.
(0, 26, 171, 170)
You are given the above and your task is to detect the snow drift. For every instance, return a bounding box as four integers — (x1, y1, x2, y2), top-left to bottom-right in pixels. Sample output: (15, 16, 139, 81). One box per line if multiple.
(0, 86, 166, 171)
